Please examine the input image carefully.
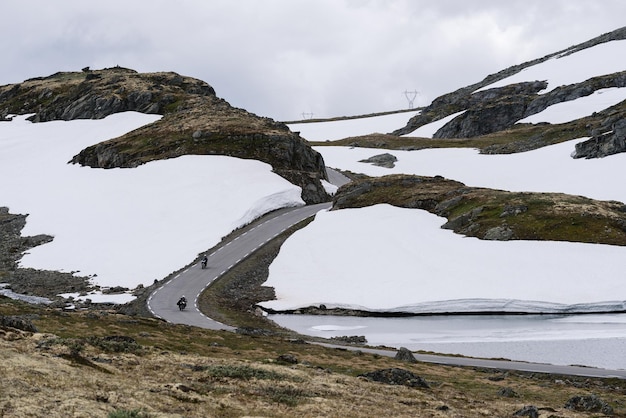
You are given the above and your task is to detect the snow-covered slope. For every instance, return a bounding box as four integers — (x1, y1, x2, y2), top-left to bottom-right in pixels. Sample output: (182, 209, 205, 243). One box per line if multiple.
(260, 204, 625, 314)
(475, 40, 626, 94)
(0, 113, 304, 293)
(261, 139, 626, 314)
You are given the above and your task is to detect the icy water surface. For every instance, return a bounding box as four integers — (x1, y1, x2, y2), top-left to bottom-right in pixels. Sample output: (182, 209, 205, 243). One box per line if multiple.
(269, 313, 626, 370)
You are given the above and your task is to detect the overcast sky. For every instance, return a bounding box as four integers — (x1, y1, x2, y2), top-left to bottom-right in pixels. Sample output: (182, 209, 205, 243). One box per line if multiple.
(2, 1, 625, 121)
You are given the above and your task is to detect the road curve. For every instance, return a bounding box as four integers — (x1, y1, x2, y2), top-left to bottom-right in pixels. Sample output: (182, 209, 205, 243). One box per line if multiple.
(147, 168, 626, 380)
(147, 202, 331, 330)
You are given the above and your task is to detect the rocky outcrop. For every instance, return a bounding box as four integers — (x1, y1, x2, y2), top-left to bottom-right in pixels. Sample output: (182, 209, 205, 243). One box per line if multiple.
(405, 70, 626, 141)
(0, 67, 330, 203)
(572, 117, 626, 158)
(332, 174, 626, 246)
(392, 27, 626, 156)
(0, 67, 213, 122)
(432, 81, 547, 138)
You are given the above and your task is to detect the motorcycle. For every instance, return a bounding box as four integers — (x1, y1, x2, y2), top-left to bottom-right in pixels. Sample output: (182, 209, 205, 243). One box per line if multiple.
(201, 258, 207, 269)
(177, 299, 187, 311)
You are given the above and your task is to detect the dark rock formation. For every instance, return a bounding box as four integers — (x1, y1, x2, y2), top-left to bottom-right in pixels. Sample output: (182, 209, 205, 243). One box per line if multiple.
(358, 368, 429, 389)
(432, 81, 547, 138)
(573, 118, 626, 159)
(415, 71, 626, 141)
(358, 153, 398, 168)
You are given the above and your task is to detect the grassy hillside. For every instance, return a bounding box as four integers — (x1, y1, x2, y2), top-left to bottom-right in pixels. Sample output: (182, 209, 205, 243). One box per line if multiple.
(2, 297, 624, 417)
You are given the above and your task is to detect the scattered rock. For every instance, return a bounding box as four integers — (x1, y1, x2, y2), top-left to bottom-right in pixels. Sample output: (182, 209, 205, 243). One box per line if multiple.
(565, 394, 614, 415)
(276, 353, 298, 364)
(500, 205, 528, 217)
(329, 335, 367, 344)
(484, 225, 514, 240)
(235, 327, 276, 337)
(513, 405, 538, 418)
(358, 368, 429, 389)
(102, 286, 129, 294)
(497, 387, 519, 398)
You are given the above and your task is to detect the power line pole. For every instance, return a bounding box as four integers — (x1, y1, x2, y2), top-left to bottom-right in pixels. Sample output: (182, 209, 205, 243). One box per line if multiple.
(402, 90, 419, 109)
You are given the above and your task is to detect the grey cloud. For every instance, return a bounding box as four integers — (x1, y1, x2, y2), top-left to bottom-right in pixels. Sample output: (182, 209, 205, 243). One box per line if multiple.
(1, 0, 625, 121)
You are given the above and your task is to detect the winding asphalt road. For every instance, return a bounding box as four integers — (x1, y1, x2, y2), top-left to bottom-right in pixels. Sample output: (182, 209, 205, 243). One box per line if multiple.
(147, 201, 331, 331)
(148, 169, 626, 380)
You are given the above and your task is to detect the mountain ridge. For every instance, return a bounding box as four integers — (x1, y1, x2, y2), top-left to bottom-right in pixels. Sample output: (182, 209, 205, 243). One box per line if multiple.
(387, 26, 626, 157)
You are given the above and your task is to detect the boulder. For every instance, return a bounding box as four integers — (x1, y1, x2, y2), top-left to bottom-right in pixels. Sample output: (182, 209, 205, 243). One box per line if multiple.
(394, 347, 417, 363)
(0, 315, 38, 332)
(359, 153, 398, 168)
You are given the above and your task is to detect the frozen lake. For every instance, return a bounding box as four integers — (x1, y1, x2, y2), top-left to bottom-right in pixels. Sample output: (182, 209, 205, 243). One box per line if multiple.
(268, 313, 626, 371)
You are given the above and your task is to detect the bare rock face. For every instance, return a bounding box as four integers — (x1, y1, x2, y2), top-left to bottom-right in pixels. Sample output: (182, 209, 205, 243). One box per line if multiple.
(572, 118, 626, 159)
(432, 81, 547, 139)
(0, 67, 330, 204)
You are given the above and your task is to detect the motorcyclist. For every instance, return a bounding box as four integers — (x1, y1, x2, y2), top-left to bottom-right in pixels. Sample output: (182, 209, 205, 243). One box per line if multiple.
(177, 296, 187, 310)
(201, 255, 208, 269)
